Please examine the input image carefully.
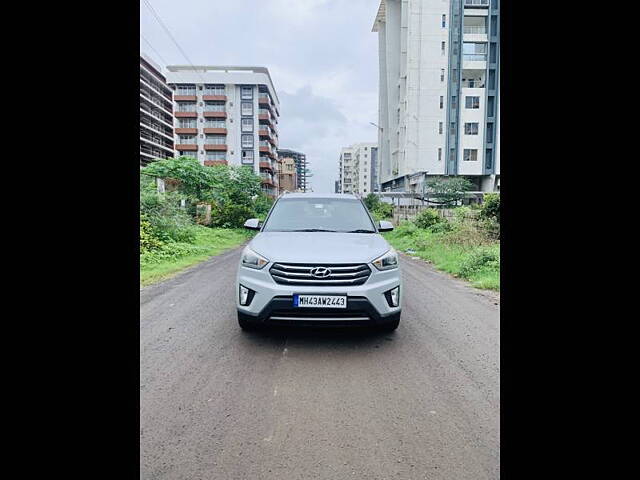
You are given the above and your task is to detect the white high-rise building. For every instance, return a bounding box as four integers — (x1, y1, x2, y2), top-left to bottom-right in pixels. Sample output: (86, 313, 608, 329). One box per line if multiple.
(165, 66, 281, 198)
(372, 0, 500, 193)
(338, 142, 378, 196)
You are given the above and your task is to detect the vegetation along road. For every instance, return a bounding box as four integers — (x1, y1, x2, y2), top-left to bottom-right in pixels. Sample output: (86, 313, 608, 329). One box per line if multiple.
(140, 245, 500, 480)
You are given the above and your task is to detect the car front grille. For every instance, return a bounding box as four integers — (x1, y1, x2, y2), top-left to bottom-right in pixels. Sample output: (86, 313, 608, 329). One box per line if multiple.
(269, 263, 372, 286)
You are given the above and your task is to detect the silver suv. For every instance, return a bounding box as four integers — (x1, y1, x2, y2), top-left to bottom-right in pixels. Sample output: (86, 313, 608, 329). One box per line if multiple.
(236, 193, 401, 331)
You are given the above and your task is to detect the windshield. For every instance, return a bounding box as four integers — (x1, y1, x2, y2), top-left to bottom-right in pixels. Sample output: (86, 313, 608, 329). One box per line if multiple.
(262, 198, 377, 233)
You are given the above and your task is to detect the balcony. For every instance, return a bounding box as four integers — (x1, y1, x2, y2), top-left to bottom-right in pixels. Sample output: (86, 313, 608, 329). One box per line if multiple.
(175, 111, 197, 118)
(203, 94, 227, 101)
(258, 94, 270, 105)
(175, 144, 197, 151)
(203, 127, 227, 134)
(204, 144, 227, 151)
(259, 160, 273, 172)
(204, 159, 227, 166)
(175, 128, 197, 134)
(203, 111, 227, 118)
(174, 95, 197, 101)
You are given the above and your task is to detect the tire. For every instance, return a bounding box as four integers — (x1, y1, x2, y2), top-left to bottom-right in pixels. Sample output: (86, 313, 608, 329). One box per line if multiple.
(238, 312, 257, 331)
(379, 315, 400, 333)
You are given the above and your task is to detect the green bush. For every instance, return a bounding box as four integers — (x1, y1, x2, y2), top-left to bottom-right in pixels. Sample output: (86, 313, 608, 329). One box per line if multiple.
(428, 220, 452, 234)
(140, 241, 204, 267)
(414, 209, 441, 229)
(372, 202, 394, 220)
(458, 246, 500, 278)
(140, 216, 164, 253)
(210, 202, 255, 228)
(480, 193, 500, 222)
(395, 221, 418, 237)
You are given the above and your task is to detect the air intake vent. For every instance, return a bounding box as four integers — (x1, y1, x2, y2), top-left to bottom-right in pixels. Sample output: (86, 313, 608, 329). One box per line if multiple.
(269, 263, 371, 286)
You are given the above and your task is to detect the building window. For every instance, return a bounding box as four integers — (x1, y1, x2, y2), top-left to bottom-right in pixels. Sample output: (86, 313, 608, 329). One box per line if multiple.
(465, 96, 480, 109)
(178, 135, 196, 144)
(451, 96, 457, 109)
(177, 103, 197, 112)
(205, 135, 226, 145)
(241, 118, 253, 133)
(179, 150, 197, 158)
(442, 14, 446, 28)
(241, 134, 254, 148)
(178, 118, 196, 128)
(206, 151, 225, 160)
(439, 122, 443, 134)
(440, 68, 445, 82)
(441, 41, 446, 54)
(464, 122, 479, 135)
(241, 102, 253, 116)
(439, 96, 444, 109)
(204, 103, 225, 112)
(242, 150, 254, 164)
(241, 86, 253, 100)
(450, 122, 456, 135)
(463, 149, 478, 161)
(205, 119, 226, 128)
(463, 42, 487, 61)
(175, 85, 196, 96)
(204, 85, 225, 96)
(438, 148, 442, 162)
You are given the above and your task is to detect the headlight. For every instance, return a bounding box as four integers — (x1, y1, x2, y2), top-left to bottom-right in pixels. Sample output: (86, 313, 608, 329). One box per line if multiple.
(372, 248, 399, 271)
(241, 247, 269, 269)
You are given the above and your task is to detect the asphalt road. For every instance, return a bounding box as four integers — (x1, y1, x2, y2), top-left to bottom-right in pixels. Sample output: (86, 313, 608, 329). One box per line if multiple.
(140, 245, 500, 480)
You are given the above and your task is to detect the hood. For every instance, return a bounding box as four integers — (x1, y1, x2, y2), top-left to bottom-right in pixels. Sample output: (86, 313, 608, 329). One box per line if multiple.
(249, 232, 391, 264)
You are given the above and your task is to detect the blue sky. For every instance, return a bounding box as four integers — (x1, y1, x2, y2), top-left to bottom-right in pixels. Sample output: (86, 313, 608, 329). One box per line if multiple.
(140, 0, 381, 193)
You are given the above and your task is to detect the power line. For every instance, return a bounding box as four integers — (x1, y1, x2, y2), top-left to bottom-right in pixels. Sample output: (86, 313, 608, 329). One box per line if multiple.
(142, 0, 207, 84)
(140, 33, 189, 85)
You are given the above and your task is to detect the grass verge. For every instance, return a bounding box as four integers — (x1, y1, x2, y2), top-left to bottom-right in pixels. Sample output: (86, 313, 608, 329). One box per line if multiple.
(140, 226, 252, 287)
(383, 223, 500, 291)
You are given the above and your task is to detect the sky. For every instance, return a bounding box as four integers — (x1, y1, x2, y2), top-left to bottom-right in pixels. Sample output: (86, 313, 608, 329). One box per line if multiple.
(140, 0, 381, 193)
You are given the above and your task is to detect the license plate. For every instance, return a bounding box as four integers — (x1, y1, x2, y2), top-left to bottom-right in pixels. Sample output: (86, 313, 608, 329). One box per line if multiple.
(293, 294, 347, 309)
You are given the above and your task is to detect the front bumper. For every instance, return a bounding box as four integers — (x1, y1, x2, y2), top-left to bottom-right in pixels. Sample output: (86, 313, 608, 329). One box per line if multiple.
(236, 262, 402, 325)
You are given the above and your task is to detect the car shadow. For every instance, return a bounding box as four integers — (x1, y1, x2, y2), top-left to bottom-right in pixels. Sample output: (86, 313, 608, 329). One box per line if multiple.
(238, 324, 399, 350)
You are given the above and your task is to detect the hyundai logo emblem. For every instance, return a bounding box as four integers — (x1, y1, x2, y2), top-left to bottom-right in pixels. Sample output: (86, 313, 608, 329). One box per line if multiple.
(310, 267, 332, 278)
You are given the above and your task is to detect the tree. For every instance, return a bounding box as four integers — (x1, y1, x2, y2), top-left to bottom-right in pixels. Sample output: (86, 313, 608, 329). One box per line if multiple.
(479, 193, 500, 223)
(363, 193, 381, 211)
(426, 177, 473, 206)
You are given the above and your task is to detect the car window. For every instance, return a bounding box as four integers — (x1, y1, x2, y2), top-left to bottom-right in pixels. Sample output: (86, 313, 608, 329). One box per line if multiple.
(262, 198, 376, 232)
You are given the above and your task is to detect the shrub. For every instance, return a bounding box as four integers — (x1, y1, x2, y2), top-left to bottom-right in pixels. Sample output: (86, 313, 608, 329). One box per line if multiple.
(140, 216, 164, 253)
(140, 241, 204, 267)
(480, 193, 500, 222)
(363, 193, 380, 211)
(395, 221, 418, 237)
(414, 209, 441, 229)
(210, 202, 255, 228)
(428, 220, 452, 234)
(372, 202, 394, 220)
(459, 246, 500, 278)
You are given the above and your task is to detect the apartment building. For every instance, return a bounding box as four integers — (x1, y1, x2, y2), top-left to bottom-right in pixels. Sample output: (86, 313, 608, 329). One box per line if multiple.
(165, 66, 281, 197)
(372, 0, 500, 193)
(140, 53, 174, 166)
(277, 156, 297, 193)
(277, 148, 310, 192)
(338, 143, 378, 196)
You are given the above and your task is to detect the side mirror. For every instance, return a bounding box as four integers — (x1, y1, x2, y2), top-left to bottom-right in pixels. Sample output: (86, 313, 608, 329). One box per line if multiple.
(243, 218, 261, 230)
(378, 220, 394, 232)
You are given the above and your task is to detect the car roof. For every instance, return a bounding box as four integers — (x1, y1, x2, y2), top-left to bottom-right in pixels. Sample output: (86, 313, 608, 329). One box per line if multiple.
(278, 193, 360, 200)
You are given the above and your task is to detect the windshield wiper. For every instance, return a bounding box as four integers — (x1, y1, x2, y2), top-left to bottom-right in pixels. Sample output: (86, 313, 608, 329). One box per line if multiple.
(344, 229, 376, 233)
(290, 228, 337, 232)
